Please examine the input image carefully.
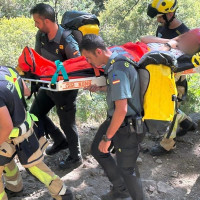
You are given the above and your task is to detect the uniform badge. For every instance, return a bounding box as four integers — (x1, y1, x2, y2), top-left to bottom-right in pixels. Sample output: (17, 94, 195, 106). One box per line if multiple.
(112, 80, 120, 84)
(73, 50, 79, 55)
(59, 45, 64, 50)
(124, 62, 130, 68)
(56, 49, 59, 54)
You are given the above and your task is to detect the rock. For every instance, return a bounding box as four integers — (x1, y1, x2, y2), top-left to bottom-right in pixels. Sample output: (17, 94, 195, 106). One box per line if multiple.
(148, 185, 156, 192)
(155, 159, 162, 164)
(142, 179, 157, 193)
(90, 196, 101, 200)
(136, 157, 143, 164)
(171, 171, 179, 178)
(76, 194, 82, 199)
(157, 181, 174, 193)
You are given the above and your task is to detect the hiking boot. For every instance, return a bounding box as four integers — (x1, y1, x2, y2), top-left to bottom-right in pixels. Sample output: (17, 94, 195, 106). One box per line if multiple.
(150, 144, 171, 156)
(53, 188, 73, 200)
(177, 121, 198, 137)
(101, 187, 131, 200)
(5, 187, 23, 198)
(46, 140, 68, 155)
(59, 156, 83, 170)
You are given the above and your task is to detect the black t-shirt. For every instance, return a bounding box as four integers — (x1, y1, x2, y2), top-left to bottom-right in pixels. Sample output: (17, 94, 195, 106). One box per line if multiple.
(0, 66, 25, 127)
(156, 23, 189, 39)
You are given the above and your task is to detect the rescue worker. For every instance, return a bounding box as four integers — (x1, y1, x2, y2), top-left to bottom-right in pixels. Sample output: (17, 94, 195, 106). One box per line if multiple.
(147, 0, 197, 155)
(0, 66, 73, 200)
(80, 34, 145, 200)
(29, 3, 82, 169)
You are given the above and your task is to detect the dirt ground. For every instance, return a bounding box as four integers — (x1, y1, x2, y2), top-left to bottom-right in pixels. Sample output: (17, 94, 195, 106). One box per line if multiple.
(10, 113, 200, 200)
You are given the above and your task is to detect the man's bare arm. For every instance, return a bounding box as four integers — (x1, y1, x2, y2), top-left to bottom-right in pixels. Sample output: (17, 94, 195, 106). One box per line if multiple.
(106, 99, 127, 139)
(141, 36, 170, 44)
(85, 85, 107, 92)
(22, 80, 31, 97)
(0, 106, 13, 145)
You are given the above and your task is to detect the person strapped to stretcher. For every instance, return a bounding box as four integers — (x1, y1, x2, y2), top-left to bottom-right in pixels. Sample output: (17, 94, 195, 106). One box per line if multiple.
(0, 66, 73, 200)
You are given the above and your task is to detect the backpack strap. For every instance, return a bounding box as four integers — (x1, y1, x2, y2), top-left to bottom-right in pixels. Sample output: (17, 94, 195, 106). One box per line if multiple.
(59, 29, 83, 60)
(59, 29, 72, 60)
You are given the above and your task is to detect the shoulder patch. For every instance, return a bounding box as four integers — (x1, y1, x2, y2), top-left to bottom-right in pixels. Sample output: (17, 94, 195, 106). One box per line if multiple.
(124, 62, 130, 68)
(112, 79, 120, 85)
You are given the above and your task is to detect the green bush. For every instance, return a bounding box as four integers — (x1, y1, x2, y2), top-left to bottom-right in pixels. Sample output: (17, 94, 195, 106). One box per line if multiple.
(0, 17, 37, 66)
(76, 90, 107, 123)
(180, 74, 200, 114)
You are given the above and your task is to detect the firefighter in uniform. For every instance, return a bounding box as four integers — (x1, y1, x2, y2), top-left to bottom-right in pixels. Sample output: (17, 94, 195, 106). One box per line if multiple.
(147, 0, 197, 155)
(0, 66, 73, 200)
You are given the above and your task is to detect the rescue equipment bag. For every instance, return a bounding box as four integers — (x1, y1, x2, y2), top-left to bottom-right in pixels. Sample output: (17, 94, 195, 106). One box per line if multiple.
(109, 52, 178, 134)
(61, 11, 100, 45)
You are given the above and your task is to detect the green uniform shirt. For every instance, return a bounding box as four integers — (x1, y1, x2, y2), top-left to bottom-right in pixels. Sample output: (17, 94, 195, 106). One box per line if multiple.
(104, 52, 142, 117)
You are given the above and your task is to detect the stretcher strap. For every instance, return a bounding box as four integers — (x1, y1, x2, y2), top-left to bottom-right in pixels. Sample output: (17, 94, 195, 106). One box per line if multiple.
(51, 60, 69, 85)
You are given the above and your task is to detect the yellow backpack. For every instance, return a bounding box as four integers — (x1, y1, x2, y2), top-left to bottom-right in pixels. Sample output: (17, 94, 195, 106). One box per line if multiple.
(112, 52, 178, 134)
(139, 52, 178, 133)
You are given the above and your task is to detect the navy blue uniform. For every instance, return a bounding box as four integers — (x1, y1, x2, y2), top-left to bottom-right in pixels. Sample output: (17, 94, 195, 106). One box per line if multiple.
(30, 25, 81, 159)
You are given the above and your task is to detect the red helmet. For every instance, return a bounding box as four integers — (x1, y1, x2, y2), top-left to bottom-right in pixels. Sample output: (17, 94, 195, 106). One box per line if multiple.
(188, 28, 200, 44)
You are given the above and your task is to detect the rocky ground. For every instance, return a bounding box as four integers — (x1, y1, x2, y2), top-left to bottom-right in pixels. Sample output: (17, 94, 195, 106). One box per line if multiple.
(10, 113, 200, 200)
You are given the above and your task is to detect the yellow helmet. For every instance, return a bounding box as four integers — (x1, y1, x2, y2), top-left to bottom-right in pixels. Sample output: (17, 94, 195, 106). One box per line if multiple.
(147, 0, 178, 18)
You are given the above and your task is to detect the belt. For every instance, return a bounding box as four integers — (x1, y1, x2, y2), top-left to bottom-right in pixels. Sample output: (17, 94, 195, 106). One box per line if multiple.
(107, 116, 136, 128)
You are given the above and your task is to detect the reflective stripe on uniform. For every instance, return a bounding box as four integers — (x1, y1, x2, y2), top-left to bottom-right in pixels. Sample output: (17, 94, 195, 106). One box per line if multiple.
(0, 191, 6, 200)
(3, 165, 18, 177)
(9, 128, 20, 139)
(28, 166, 58, 187)
(9, 112, 33, 139)
(5, 68, 22, 99)
(30, 113, 38, 122)
(4, 178, 22, 186)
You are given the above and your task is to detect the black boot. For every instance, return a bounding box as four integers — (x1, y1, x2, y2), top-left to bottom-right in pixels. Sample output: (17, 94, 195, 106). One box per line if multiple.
(101, 186, 131, 200)
(177, 119, 198, 137)
(46, 140, 69, 155)
(59, 156, 83, 170)
(150, 144, 171, 156)
(46, 128, 68, 155)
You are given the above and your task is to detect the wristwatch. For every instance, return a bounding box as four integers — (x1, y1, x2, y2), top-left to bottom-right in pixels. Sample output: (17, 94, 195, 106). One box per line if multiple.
(102, 135, 112, 142)
(164, 43, 172, 51)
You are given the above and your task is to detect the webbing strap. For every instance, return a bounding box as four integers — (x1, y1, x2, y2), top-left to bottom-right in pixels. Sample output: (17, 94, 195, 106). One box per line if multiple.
(51, 60, 69, 85)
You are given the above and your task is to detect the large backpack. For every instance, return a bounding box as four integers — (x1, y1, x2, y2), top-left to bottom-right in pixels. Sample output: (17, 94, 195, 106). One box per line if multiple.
(110, 52, 178, 135)
(60, 11, 100, 45)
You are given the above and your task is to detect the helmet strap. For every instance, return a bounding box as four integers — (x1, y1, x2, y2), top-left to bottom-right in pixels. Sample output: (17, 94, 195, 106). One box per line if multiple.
(163, 11, 176, 27)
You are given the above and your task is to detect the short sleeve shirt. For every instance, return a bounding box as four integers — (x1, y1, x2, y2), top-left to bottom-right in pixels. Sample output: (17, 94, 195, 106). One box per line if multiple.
(35, 25, 80, 61)
(156, 23, 189, 39)
(104, 52, 142, 117)
(0, 66, 25, 127)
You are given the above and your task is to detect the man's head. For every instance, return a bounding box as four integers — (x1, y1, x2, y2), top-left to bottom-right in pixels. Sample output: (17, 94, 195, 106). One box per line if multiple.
(147, 0, 178, 26)
(156, 13, 175, 26)
(79, 34, 111, 66)
(177, 28, 200, 55)
(30, 3, 56, 33)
